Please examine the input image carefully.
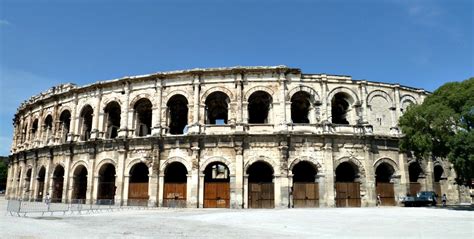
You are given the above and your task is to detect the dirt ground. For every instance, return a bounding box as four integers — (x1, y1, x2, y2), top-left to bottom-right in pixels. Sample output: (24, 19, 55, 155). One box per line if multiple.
(1, 197, 473, 239)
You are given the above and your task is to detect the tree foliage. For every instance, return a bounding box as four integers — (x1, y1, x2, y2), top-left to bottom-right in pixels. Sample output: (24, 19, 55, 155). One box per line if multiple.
(399, 77, 474, 184)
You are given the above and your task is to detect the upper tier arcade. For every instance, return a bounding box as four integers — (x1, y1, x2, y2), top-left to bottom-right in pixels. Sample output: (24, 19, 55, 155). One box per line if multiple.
(11, 66, 428, 154)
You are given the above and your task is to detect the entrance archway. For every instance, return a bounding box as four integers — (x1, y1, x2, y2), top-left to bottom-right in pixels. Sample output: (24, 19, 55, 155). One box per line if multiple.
(247, 161, 274, 208)
(163, 162, 187, 207)
(98, 163, 116, 204)
(434, 165, 444, 197)
(335, 162, 361, 207)
(408, 162, 423, 196)
(375, 163, 395, 206)
(128, 163, 149, 206)
(204, 162, 230, 208)
(36, 167, 46, 201)
(52, 165, 65, 203)
(72, 165, 88, 203)
(292, 161, 319, 207)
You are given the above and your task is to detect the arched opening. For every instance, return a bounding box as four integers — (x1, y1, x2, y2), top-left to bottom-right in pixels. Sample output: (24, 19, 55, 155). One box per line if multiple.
(97, 163, 116, 204)
(21, 123, 28, 143)
(72, 165, 88, 203)
(43, 115, 53, 142)
(52, 165, 64, 203)
(79, 105, 94, 141)
(36, 167, 46, 201)
(291, 91, 311, 124)
(167, 95, 189, 135)
(292, 161, 319, 207)
(375, 162, 395, 206)
(128, 162, 149, 206)
(335, 161, 361, 207)
(248, 91, 272, 124)
(31, 119, 39, 141)
(204, 162, 230, 208)
(134, 99, 152, 137)
(163, 162, 187, 207)
(247, 161, 274, 208)
(25, 169, 32, 199)
(104, 101, 121, 139)
(59, 110, 71, 143)
(331, 92, 351, 124)
(434, 165, 444, 197)
(408, 162, 423, 196)
(205, 91, 229, 125)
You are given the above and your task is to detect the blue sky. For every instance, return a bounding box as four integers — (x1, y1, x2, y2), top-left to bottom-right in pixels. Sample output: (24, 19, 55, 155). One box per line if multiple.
(0, 0, 472, 156)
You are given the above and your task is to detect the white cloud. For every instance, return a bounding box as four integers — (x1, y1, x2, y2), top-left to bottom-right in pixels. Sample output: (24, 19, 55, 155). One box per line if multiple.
(0, 19, 10, 27)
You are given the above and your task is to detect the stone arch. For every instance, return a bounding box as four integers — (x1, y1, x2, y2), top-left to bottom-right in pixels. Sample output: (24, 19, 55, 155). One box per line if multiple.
(400, 94, 418, 106)
(244, 86, 276, 102)
(200, 156, 234, 174)
(76, 101, 95, 115)
(334, 156, 366, 178)
(101, 97, 122, 110)
(164, 90, 191, 105)
(94, 158, 117, 176)
(126, 158, 152, 176)
(129, 93, 154, 109)
(288, 156, 322, 172)
(42, 112, 54, 122)
(327, 86, 360, 104)
(287, 85, 320, 102)
(367, 90, 394, 108)
(70, 160, 89, 174)
(58, 106, 72, 117)
(160, 156, 192, 175)
(373, 157, 399, 175)
(244, 156, 278, 174)
(201, 86, 234, 103)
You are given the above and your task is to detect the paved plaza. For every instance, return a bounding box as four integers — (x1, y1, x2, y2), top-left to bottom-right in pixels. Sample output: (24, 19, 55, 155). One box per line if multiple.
(1, 198, 473, 238)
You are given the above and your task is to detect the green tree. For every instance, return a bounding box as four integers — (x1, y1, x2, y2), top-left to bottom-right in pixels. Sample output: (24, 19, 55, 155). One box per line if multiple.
(399, 77, 474, 184)
(0, 157, 8, 190)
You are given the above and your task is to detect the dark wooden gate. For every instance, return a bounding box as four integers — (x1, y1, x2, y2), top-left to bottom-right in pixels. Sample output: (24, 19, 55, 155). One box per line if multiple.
(98, 182, 116, 200)
(293, 183, 319, 208)
(204, 182, 230, 208)
(128, 183, 149, 206)
(163, 183, 187, 207)
(335, 182, 361, 207)
(376, 182, 395, 206)
(409, 182, 421, 196)
(249, 183, 274, 208)
(434, 182, 441, 197)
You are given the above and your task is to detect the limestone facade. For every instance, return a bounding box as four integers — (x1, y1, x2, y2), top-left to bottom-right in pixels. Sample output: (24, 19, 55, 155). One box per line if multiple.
(6, 66, 465, 208)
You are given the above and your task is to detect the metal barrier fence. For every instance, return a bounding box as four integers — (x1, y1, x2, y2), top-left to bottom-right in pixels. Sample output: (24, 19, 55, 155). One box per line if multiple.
(6, 199, 151, 217)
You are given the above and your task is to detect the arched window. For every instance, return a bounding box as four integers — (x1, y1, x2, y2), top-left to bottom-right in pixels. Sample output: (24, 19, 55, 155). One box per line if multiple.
(291, 92, 311, 124)
(79, 105, 94, 141)
(205, 92, 230, 125)
(31, 119, 39, 140)
(104, 101, 121, 139)
(59, 110, 71, 142)
(134, 99, 152, 137)
(248, 91, 272, 124)
(167, 95, 188, 135)
(331, 92, 351, 124)
(44, 115, 53, 142)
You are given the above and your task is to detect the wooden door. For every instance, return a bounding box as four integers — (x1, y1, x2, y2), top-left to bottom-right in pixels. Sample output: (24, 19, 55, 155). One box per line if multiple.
(335, 182, 361, 207)
(204, 182, 230, 208)
(163, 183, 187, 208)
(434, 182, 441, 198)
(409, 182, 421, 196)
(376, 182, 395, 206)
(128, 182, 149, 206)
(293, 183, 319, 208)
(249, 183, 274, 208)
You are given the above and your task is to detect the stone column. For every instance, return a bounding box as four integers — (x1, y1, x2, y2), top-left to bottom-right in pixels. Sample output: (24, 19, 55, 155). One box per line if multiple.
(189, 75, 201, 134)
(119, 82, 130, 138)
(277, 142, 290, 208)
(123, 175, 130, 206)
(288, 173, 294, 208)
(359, 81, 368, 123)
(115, 147, 127, 205)
(62, 151, 72, 203)
(364, 143, 376, 207)
(158, 174, 165, 207)
(323, 139, 335, 207)
(148, 166, 158, 207)
(233, 144, 244, 208)
(91, 88, 102, 139)
(69, 93, 79, 141)
(243, 175, 249, 208)
(425, 159, 434, 191)
(236, 73, 243, 123)
(189, 144, 200, 207)
(18, 160, 25, 199)
(92, 176, 99, 204)
(152, 79, 162, 135)
(277, 72, 288, 131)
(398, 152, 409, 198)
(316, 174, 326, 207)
(198, 173, 205, 208)
(320, 75, 328, 122)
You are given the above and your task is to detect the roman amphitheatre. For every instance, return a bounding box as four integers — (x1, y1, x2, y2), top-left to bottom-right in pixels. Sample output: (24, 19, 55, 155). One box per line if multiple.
(5, 65, 469, 209)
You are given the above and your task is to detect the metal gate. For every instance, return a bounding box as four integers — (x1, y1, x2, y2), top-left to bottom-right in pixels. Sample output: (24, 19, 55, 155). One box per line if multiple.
(376, 182, 395, 206)
(335, 182, 361, 207)
(409, 182, 421, 196)
(434, 182, 441, 197)
(293, 183, 319, 208)
(163, 183, 187, 207)
(204, 182, 230, 208)
(249, 183, 274, 208)
(128, 183, 149, 206)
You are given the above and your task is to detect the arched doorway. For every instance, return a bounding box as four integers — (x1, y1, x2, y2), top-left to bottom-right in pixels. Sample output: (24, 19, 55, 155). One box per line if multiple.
(133, 99, 153, 136)
(375, 163, 395, 206)
(97, 163, 116, 204)
(36, 167, 46, 201)
(291, 91, 311, 123)
(248, 91, 272, 124)
(204, 162, 230, 208)
(103, 101, 121, 139)
(167, 95, 189, 134)
(52, 165, 65, 203)
(205, 91, 229, 125)
(163, 162, 187, 207)
(434, 165, 444, 197)
(128, 163, 149, 206)
(247, 161, 274, 208)
(331, 92, 352, 124)
(292, 161, 319, 207)
(59, 110, 71, 143)
(335, 162, 361, 207)
(408, 162, 423, 196)
(25, 169, 32, 200)
(79, 105, 94, 141)
(72, 165, 88, 203)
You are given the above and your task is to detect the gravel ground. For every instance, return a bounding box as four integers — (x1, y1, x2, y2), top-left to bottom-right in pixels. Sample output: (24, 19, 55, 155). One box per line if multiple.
(1, 197, 473, 239)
